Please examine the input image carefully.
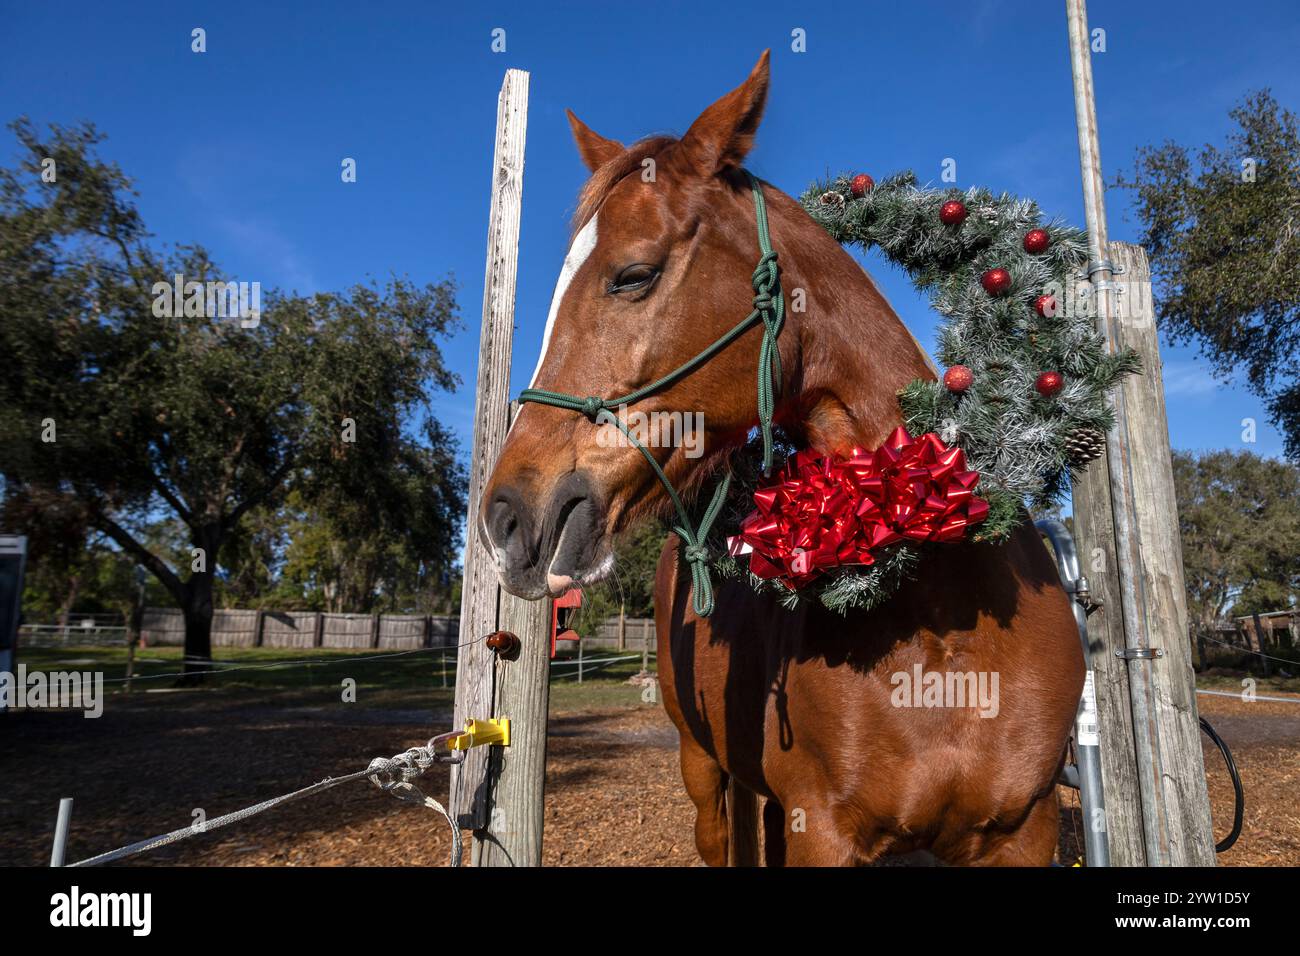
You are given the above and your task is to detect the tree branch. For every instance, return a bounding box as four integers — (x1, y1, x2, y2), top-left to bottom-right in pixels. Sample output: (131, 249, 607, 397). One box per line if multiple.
(92, 509, 186, 603)
(150, 473, 194, 526)
(222, 453, 297, 533)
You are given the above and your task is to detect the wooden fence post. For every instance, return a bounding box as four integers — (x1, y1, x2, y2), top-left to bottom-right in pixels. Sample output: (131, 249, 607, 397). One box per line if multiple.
(1065, 240, 1217, 860)
(474, 588, 551, 866)
(1066, 0, 1215, 867)
(451, 70, 553, 870)
(1249, 612, 1272, 678)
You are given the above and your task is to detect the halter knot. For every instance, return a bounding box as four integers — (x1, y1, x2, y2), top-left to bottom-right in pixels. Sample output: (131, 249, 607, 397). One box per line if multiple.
(682, 544, 711, 564)
(752, 250, 780, 299)
(580, 396, 604, 421)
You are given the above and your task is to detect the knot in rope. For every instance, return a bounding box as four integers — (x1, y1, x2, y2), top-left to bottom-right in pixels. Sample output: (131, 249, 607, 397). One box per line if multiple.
(581, 396, 605, 421)
(365, 745, 463, 867)
(366, 752, 421, 790)
(682, 543, 710, 564)
(751, 250, 784, 475)
(752, 249, 779, 296)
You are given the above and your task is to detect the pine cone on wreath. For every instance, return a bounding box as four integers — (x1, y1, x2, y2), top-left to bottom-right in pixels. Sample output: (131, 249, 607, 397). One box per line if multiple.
(1065, 427, 1106, 466)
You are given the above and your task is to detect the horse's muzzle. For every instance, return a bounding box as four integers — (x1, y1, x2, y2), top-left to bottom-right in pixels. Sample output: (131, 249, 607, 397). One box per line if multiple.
(481, 469, 605, 599)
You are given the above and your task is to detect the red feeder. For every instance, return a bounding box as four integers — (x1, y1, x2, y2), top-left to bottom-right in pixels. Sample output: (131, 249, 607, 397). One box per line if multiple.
(551, 587, 583, 659)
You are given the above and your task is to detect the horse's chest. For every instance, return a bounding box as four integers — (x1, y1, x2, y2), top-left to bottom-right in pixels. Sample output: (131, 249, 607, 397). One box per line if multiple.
(666, 624, 1049, 809)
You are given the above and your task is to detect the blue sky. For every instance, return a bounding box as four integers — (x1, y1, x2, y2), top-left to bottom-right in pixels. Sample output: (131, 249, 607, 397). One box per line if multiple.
(4, 0, 1298, 461)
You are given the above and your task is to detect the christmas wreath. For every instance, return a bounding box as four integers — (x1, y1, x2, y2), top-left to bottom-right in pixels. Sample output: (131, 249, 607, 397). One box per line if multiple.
(710, 170, 1140, 614)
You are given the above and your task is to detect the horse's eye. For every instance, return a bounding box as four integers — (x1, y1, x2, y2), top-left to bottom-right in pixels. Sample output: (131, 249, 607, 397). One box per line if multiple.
(608, 263, 660, 295)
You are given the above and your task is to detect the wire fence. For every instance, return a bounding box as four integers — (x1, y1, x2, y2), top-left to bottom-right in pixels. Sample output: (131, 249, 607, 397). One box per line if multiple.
(18, 609, 659, 651)
(18, 635, 654, 693)
(1200, 633, 1299, 668)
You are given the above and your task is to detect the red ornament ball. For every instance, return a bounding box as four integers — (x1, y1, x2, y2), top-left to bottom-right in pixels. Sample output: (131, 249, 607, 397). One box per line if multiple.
(1035, 371, 1064, 397)
(1034, 294, 1059, 318)
(850, 173, 874, 197)
(939, 200, 968, 226)
(1023, 228, 1051, 254)
(980, 268, 1012, 296)
(943, 365, 974, 393)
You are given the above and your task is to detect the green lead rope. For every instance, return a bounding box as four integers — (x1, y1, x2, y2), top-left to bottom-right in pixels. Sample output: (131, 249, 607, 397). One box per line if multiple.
(518, 171, 785, 617)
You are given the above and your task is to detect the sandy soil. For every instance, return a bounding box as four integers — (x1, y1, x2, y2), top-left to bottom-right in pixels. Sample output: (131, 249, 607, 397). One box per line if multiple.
(1, 685, 1293, 867)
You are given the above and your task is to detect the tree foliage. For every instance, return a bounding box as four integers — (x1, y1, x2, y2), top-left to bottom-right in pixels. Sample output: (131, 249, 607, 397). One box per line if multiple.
(575, 518, 668, 627)
(1172, 449, 1300, 629)
(1118, 91, 1300, 458)
(0, 119, 466, 668)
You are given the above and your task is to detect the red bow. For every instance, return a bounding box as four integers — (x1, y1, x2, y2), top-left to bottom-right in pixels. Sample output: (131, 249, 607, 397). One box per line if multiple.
(727, 427, 989, 589)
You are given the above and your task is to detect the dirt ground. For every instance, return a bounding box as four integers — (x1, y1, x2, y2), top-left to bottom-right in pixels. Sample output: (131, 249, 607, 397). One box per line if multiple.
(1, 676, 1295, 867)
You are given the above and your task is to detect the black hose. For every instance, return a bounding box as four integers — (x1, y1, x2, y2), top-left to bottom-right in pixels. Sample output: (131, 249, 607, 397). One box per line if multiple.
(1199, 716, 1244, 853)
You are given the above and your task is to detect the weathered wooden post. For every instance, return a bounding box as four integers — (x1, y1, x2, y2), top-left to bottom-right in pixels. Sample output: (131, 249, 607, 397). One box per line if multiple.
(1249, 612, 1272, 678)
(451, 68, 553, 867)
(1065, 0, 1216, 867)
(476, 564, 551, 866)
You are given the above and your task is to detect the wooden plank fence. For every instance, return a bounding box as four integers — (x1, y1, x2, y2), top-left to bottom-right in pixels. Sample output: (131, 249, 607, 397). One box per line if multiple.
(137, 608, 462, 649)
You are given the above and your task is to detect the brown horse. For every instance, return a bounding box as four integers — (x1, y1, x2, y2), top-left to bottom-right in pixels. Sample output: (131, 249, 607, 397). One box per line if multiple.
(482, 51, 1083, 866)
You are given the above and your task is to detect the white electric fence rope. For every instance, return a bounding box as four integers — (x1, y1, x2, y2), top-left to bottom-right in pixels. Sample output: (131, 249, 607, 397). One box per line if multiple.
(1196, 689, 1300, 706)
(66, 736, 465, 868)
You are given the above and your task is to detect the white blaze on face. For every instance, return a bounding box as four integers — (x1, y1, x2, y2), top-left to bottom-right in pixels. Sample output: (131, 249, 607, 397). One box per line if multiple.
(529, 214, 599, 388)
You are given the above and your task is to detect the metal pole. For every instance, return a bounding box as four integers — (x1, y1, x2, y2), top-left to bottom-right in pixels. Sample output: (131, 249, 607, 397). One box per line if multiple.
(1065, 0, 1170, 865)
(50, 798, 73, 867)
(577, 636, 584, 684)
(1037, 520, 1110, 866)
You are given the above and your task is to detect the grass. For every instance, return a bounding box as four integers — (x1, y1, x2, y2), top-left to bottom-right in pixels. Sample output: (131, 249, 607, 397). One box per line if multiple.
(14, 644, 657, 713)
(19, 642, 1297, 717)
(1193, 669, 1300, 695)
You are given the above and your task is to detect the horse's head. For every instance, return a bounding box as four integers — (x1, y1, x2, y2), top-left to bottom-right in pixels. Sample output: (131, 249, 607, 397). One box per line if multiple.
(482, 51, 932, 600)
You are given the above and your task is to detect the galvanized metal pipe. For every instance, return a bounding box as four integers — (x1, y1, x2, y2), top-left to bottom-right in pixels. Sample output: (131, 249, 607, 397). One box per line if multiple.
(50, 797, 74, 867)
(1065, 0, 1170, 865)
(1038, 519, 1111, 867)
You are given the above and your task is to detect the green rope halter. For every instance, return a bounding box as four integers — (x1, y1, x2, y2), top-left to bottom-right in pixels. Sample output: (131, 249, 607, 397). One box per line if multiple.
(519, 171, 784, 617)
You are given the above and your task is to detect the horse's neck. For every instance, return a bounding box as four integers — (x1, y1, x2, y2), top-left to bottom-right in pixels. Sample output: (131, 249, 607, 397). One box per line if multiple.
(769, 190, 936, 454)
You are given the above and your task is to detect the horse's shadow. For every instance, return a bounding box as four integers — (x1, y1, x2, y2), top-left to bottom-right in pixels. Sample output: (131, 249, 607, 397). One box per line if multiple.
(667, 534, 1048, 773)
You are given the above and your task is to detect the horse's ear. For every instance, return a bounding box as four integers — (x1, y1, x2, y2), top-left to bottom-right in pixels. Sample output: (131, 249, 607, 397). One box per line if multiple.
(567, 110, 624, 172)
(679, 50, 770, 174)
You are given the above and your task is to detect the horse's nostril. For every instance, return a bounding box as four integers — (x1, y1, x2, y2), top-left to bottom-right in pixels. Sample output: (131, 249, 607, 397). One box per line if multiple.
(484, 472, 602, 598)
(488, 492, 530, 566)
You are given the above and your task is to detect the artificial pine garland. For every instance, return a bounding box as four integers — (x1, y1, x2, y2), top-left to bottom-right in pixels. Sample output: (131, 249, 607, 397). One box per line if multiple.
(709, 170, 1140, 615)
